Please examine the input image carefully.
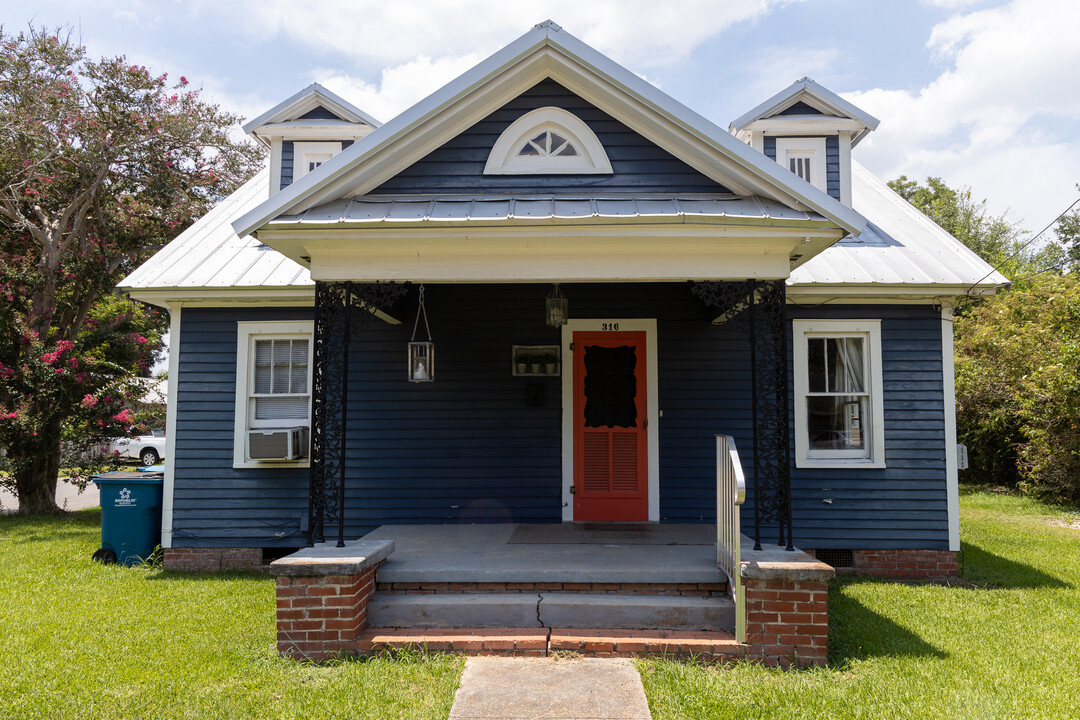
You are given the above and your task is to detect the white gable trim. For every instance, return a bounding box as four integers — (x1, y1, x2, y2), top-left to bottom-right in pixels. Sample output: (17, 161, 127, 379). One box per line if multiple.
(233, 23, 866, 241)
(484, 107, 612, 175)
(242, 83, 381, 135)
(730, 77, 879, 146)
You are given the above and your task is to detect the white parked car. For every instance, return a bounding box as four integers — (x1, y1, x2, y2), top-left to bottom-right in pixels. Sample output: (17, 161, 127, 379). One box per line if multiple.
(105, 429, 166, 466)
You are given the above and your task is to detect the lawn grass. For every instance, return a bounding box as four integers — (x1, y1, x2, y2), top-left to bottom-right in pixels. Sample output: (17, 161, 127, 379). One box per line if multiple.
(638, 488, 1080, 719)
(0, 510, 462, 720)
(5, 491, 1079, 718)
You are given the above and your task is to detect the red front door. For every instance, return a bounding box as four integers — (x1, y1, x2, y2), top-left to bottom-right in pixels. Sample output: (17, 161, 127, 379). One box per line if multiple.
(572, 331, 648, 521)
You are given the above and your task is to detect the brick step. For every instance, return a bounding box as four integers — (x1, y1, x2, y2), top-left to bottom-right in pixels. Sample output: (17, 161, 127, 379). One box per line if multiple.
(367, 592, 736, 631)
(358, 627, 745, 660)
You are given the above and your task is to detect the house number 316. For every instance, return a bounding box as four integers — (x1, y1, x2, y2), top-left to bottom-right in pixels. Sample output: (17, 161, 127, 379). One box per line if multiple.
(601, 322, 620, 331)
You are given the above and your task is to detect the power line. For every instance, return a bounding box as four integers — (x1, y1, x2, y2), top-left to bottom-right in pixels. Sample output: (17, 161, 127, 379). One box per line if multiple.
(966, 194, 1080, 293)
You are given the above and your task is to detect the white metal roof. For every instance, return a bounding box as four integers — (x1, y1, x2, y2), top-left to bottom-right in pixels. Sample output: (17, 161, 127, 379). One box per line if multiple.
(269, 194, 828, 226)
(121, 160, 1006, 300)
(119, 168, 312, 292)
(789, 161, 1008, 289)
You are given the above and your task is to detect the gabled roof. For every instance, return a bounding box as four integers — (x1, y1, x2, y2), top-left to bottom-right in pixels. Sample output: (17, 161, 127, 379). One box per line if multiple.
(241, 83, 382, 136)
(730, 77, 880, 146)
(233, 21, 866, 240)
(789, 161, 1008, 293)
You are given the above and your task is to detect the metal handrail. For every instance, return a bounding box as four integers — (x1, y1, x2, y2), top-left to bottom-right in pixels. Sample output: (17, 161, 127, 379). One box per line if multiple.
(716, 434, 747, 643)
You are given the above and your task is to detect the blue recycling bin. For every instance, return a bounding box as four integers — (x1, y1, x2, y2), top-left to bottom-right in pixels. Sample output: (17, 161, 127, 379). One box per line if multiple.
(91, 471, 164, 566)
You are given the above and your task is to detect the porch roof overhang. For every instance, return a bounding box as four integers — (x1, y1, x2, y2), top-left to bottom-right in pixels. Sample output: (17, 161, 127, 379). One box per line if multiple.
(254, 194, 845, 283)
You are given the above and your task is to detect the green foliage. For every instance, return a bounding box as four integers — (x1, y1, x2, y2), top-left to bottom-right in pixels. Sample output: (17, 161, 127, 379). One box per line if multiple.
(888, 175, 1064, 276)
(1055, 190, 1080, 269)
(954, 274, 1080, 504)
(0, 27, 264, 511)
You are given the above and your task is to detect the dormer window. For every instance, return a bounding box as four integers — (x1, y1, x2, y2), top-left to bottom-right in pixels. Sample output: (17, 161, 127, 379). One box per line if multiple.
(293, 141, 342, 181)
(485, 107, 612, 175)
(775, 138, 827, 193)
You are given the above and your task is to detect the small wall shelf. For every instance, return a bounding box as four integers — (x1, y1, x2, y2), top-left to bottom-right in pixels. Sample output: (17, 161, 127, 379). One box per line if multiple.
(512, 345, 561, 376)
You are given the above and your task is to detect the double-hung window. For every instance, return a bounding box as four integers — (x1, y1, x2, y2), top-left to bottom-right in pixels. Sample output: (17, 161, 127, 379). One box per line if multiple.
(793, 320, 885, 468)
(233, 321, 313, 467)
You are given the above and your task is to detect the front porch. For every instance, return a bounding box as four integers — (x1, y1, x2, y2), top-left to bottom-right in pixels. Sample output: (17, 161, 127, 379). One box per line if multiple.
(270, 523, 833, 666)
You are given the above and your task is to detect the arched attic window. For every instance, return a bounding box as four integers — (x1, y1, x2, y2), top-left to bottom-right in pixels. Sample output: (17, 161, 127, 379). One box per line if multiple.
(484, 107, 612, 175)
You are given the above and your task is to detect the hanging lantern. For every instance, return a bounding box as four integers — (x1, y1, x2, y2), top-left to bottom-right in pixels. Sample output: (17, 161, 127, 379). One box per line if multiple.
(408, 285, 434, 382)
(545, 284, 568, 327)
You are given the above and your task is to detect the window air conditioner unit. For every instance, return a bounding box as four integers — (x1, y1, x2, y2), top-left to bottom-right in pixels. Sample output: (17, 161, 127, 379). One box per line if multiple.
(248, 427, 309, 461)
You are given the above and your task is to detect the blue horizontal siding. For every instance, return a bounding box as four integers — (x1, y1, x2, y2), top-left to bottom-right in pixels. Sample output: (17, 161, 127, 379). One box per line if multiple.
(171, 307, 312, 548)
(170, 292, 949, 551)
(370, 79, 729, 195)
(786, 305, 947, 549)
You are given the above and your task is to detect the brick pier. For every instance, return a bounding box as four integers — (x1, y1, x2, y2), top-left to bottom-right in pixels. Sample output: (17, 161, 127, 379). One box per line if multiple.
(269, 540, 395, 661)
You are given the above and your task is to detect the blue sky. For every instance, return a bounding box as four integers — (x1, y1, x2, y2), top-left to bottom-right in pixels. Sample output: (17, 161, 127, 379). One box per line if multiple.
(11, 0, 1080, 234)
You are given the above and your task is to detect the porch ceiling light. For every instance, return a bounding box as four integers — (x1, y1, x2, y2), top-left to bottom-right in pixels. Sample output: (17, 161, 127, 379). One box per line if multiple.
(408, 284, 434, 382)
(546, 284, 568, 327)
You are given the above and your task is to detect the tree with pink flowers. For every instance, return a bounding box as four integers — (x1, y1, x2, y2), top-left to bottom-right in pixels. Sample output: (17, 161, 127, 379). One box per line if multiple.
(0, 27, 263, 512)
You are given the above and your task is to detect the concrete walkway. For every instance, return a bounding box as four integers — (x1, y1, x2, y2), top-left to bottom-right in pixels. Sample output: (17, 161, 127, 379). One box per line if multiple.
(0, 480, 100, 513)
(449, 657, 652, 720)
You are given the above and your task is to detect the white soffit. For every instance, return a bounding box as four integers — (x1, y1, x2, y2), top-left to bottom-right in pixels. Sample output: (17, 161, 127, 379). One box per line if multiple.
(789, 161, 1009, 290)
(232, 21, 866, 240)
(118, 168, 312, 293)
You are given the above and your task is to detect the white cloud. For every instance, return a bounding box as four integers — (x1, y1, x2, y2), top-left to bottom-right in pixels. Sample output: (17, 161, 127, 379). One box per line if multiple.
(181, 0, 804, 69)
(317, 53, 487, 125)
(846, 0, 1080, 228)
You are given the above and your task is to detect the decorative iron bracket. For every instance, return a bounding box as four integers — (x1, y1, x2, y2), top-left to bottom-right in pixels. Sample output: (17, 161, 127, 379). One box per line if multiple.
(691, 280, 793, 551)
(310, 281, 409, 547)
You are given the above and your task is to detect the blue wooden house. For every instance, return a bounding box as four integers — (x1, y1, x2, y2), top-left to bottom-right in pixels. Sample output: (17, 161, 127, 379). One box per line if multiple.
(121, 22, 1005, 662)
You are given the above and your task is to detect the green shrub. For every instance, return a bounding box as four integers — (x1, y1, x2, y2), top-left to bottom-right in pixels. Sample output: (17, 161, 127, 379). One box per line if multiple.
(955, 274, 1080, 503)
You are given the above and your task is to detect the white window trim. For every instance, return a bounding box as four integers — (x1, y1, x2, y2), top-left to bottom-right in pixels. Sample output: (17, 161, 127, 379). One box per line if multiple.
(484, 107, 612, 175)
(233, 321, 314, 469)
(293, 141, 342, 181)
(793, 319, 885, 469)
(775, 137, 827, 193)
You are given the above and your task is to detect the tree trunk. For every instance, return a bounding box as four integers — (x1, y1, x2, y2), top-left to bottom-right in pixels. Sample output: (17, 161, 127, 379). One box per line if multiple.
(12, 443, 62, 514)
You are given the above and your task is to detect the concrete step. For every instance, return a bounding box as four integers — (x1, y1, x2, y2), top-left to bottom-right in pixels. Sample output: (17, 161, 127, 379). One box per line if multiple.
(367, 592, 736, 632)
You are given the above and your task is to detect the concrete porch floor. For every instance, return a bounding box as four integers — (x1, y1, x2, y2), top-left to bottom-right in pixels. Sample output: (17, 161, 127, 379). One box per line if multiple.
(361, 524, 726, 584)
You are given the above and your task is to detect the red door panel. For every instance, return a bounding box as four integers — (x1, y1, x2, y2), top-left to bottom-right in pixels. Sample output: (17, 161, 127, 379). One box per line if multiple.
(573, 331, 648, 521)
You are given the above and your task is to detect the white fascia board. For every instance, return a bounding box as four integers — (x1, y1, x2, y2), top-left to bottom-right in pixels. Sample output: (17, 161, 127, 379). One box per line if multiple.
(125, 287, 315, 309)
(242, 83, 382, 136)
(252, 121, 376, 141)
(730, 77, 880, 136)
(233, 23, 867, 240)
(294, 227, 808, 283)
(786, 283, 1004, 303)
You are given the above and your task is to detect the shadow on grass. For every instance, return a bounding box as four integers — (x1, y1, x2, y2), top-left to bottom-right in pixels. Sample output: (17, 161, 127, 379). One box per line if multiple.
(962, 542, 1071, 589)
(828, 581, 947, 664)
